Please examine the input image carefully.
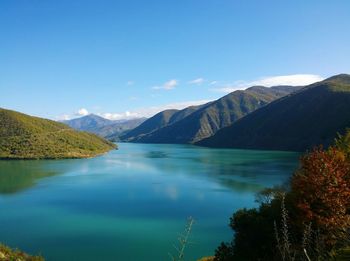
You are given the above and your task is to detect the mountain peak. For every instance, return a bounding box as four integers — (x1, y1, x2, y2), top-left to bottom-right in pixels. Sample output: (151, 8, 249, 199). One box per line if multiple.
(62, 113, 113, 132)
(324, 73, 350, 84)
(82, 113, 106, 119)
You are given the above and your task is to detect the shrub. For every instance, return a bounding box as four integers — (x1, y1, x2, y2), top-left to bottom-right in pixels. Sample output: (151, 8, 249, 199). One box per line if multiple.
(214, 133, 350, 260)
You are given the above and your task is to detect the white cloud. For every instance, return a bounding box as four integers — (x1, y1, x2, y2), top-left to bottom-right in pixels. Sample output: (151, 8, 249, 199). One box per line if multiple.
(211, 74, 324, 93)
(250, 74, 324, 87)
(56, 99, 213, 122)
(152, 79, 178, 90)
(209, 81, 218, 85)
(188, 78, 204, 85)
(77, 108, 89, 116)
(56, 114, 71, 121)
(99, 111, 140, 120)
(57, 108, 89, 120)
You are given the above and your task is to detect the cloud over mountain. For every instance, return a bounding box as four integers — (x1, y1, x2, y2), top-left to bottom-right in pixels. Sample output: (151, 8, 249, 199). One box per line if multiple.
(212, 74, 324, 93)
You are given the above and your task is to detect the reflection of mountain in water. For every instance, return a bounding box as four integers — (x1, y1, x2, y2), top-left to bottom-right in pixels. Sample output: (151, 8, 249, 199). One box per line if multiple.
(124, 144, 300, 194)
(0, 144, 300, 196)
(0, 161, 59, 194)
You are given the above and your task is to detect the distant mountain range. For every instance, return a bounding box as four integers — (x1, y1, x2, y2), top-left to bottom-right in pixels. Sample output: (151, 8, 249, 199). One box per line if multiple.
(121, 85, 301, 143)
(62, 114, 146, 140)
(197, 74, 350, 151)
(0, 108, 116, 159)
(8, 73, 348, 155)
(62, 114, 112, 132)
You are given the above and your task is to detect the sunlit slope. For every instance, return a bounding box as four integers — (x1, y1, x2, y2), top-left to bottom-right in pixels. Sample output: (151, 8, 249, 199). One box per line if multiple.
(0, 108, 116, 159)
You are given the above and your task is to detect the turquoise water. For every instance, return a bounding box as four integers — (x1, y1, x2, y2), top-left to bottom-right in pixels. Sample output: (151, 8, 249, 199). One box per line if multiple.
(0, 143, 299, 261)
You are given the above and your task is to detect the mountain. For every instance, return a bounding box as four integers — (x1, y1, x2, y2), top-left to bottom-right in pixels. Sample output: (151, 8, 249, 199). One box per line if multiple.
(98, 118, 147, 141)
(124, 85, 300, 144)
(62, 114, 114, 132)
(120, 106, 206, 141)
(63, 114, 146, 140)
(197, 74, 350, 151)
(0, 108, 116, 159)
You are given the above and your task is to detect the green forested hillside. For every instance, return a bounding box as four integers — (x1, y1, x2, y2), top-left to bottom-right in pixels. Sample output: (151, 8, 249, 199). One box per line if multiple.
(120, 109, 179, 141)
(127, 85, 300, 144)
(197, 74, 350, 151)
(0, 108, 116, 159)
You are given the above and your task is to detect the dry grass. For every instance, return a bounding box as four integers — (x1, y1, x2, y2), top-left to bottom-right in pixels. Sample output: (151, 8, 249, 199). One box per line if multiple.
(0, 244, 44, 261)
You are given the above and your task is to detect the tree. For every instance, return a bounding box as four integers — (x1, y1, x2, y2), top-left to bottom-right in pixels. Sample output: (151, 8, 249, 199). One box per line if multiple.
(291, 147, 350, 247)
(215, 135, 350, 260)
(214, 189, 286, 261)
(336, 129, 350, 159)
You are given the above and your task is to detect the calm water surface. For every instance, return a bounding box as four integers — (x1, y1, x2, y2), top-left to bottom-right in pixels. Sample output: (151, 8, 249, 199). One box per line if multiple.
(0, 143, 299, 261)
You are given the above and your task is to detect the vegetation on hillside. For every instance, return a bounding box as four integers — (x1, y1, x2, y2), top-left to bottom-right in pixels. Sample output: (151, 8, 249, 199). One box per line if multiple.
(0, 108, 116, 159)
(98, 118, 147, 141)
(121, 108, 195, 142)
(0, 244, 44, 261)
(214, 130, 350, 260)
(123, 85, 299, 144)
(198, 74, 350, 151)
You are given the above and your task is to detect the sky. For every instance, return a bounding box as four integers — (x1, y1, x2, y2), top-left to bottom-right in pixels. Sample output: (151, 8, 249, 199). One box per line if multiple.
(1, 0, 350, 120)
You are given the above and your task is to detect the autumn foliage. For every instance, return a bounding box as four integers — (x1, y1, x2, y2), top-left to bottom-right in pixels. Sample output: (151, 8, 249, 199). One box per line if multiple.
(215, 133, 350, 260)
(291, 147, 350, 245)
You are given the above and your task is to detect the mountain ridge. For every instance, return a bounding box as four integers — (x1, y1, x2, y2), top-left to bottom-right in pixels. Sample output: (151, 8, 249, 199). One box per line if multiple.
(197, 74, 350, 151)
(123, 85, 302, 144)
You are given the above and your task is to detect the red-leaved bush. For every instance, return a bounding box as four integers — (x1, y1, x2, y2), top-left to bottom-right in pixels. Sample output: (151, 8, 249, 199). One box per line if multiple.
(291, 147, 350, 245)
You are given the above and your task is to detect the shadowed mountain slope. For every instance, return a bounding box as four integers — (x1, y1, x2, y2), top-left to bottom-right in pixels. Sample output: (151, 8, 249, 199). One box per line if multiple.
(197, 74, 350, 151)
(121, 105, 205, 141)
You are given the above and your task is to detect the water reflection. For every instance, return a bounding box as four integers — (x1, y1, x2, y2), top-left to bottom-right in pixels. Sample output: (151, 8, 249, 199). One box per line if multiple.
(0, 161, 59, 194)
(0, 144, 299, 196)
(0, 159, 91, 194)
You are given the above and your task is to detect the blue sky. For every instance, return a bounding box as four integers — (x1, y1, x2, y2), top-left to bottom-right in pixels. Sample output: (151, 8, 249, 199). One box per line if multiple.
(1, 0, 349, 120)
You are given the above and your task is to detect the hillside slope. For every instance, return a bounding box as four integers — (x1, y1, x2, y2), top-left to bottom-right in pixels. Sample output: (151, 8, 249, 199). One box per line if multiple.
(0, 108, 116, 159)
(197, 74, 350, 151)
(131, 85, 300, 144)
(120, 105, 205, 141)
(99, 118, 147, 141)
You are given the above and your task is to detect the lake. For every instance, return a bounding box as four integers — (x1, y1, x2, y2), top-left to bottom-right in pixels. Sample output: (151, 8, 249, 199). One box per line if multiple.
(0, 143, 299, 261)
